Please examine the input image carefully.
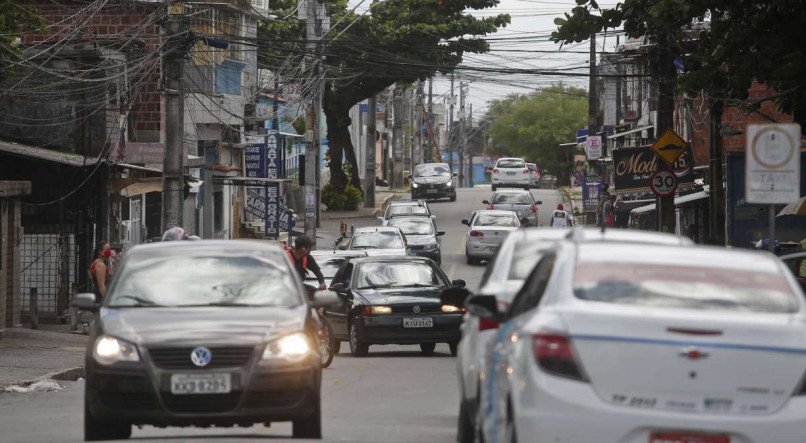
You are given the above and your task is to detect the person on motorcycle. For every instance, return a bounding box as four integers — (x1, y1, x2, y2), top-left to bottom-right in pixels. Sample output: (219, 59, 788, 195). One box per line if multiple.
(288, 235, 326, 290)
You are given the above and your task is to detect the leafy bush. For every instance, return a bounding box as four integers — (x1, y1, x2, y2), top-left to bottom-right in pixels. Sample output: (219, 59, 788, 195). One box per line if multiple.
(322, 183, 364, 210)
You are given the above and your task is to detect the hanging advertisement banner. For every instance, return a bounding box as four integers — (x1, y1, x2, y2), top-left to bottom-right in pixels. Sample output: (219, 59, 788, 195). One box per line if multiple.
(612, 145, 695, 193)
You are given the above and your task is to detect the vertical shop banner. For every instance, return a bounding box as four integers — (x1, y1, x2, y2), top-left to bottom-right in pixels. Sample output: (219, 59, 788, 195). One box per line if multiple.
(245, 138, 267, 220)
(265, 131, 284, 238)
(583, 177, 603, 212)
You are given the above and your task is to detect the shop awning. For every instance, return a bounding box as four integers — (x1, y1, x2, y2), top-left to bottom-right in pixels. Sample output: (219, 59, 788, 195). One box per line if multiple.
(608, 125, 653, 139)
(630, 190, 709, 214)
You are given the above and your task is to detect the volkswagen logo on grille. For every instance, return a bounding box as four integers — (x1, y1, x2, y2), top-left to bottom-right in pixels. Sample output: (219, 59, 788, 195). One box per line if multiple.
(412, 306, 421, 314)
(190, 346, 212, 367)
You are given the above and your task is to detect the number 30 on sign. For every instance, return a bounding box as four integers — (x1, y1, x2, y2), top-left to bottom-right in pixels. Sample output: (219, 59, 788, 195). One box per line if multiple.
(650, 170, 678, 197)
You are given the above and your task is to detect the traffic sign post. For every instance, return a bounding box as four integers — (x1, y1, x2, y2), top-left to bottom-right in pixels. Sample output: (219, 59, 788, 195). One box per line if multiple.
(650, 170, 678, 197)
(745, 123, 802, 252)
(650, 128, 687, 234)
(651, 128, 688, 166)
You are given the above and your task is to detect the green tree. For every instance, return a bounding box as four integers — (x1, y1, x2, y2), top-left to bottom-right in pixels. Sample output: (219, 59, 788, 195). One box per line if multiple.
(486, 84, 587, 186)
(259, 0, 509, 191)
(0, 1, 41, 82)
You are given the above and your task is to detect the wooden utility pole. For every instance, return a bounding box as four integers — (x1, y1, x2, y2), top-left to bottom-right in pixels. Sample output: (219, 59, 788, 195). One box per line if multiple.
(459, 82, 466, 188)
(426, 78, 433, 162)
(654, 33, 677, 234)
(364, 95, 377, 208)
(448, 73, 455, 170)
(587, 33, 598, 137)
(708, 101, 725, 244)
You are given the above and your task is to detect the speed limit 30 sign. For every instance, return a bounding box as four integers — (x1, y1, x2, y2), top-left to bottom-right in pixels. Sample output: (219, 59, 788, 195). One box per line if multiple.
(650, 170, 678, 197)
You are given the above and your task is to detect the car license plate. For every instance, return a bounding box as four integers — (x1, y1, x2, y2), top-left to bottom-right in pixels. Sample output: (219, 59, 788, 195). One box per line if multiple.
(403, 317, 433, 328)
(426, 188, 438, 194)
(650, 432, 729, 443)
(170, 373, 231, 395)
(506, 171, 516, 175)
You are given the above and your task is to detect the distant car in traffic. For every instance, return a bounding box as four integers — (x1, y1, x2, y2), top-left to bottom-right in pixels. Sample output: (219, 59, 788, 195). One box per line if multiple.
(473, 240, 806, 443)
(387, 216, 445, 264)
(483, 188, 541, 227)
(461, 210, 520, 265)
(378, 200, 437, 228)
(72, 240, 340, 441)
(308, 250, 368, 288)
(343, 226, 409, 256)
(323, 256, 465, 356)
(452, 227, 694, 442)
(410, 162, 457, 202)
(491, 157, 531, 190)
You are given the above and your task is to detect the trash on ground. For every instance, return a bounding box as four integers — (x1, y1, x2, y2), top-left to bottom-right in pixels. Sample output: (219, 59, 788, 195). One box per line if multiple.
(3, 379, 63, 393)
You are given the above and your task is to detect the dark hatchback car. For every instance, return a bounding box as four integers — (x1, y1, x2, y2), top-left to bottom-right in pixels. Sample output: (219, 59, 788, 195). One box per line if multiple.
(410, 162, 457, 201)
(386, 216, 445, 264)
(322, 256, 465, 356)
(72, 241, 339, 441)
(307, 250, 368, 287)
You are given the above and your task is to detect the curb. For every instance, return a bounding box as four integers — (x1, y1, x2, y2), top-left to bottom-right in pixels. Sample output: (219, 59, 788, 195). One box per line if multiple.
(0, 366, 85, 391)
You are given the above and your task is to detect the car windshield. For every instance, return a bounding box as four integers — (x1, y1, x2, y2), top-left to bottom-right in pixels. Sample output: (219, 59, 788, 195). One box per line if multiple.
(387, 205, 429, 218)
(388, 218, 434, 235)
(414, 164, 450, 177)
(350, 231, 405, 249)
(473, 213, 519, 227)
(508, 241, 557, 279)
(527, 164, 537, 171)
(355, 261, 447, 289)
(493, 193, 532, 205)
(108, 255, 301, 307)
(573, 262, 799, 313)
(497, 159, 525, 168)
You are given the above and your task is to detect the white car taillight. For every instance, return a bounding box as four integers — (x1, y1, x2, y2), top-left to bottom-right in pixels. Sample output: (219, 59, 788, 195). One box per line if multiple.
(533, 333, 588, 382)
(469, 230, 484, 238)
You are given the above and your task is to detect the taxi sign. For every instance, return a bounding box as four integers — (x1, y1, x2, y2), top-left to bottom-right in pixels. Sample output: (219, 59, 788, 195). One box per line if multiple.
(651, 128, 688, 166)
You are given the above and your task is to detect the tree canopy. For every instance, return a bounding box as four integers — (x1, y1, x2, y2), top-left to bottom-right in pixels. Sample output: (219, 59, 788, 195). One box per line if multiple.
(0, 1, 41, 82)
(551, 0, 806, 124)
(486, 83, 587, 186)
(259, 0, 510, 191)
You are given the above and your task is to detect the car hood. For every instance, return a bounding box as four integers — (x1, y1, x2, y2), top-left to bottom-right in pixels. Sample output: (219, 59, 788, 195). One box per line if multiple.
(99, 305, 307, 347)
(413, 175, 450, 184)
(354, 287, 443, 305)
(405, 234, 437, 245)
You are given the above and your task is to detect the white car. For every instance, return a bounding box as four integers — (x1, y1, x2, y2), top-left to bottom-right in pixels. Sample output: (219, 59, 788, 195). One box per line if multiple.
(491, 158, 531, 191)
(475, 240, 806, 443)
(454, 228, 693, 443)
(484, 189, 541, 227)
(343, 226, 409, 257)
(461, 210, 520, 265)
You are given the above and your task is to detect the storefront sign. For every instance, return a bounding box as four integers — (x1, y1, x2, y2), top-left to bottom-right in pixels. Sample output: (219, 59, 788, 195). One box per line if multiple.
(745, 123, 801, 204)
(122, 142, 164, 165)
(613, 146, 694, 193)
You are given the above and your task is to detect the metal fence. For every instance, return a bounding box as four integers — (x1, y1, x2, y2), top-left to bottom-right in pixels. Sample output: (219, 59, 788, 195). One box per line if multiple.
(20, 233, 76, 316)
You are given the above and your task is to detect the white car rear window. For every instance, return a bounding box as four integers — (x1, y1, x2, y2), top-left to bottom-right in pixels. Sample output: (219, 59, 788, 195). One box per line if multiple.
(573, 262, 799, 313)
(474, 214, 519, 227)
(493, 193, 532, 204)
(497, 159, 525, 168)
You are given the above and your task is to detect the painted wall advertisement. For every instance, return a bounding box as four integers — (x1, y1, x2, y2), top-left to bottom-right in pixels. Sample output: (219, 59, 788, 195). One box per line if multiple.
(612, 145, 695, 193)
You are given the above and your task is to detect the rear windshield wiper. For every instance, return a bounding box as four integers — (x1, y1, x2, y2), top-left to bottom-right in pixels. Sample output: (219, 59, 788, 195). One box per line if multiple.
(357, 284, 394, 290)
(397, 283, 439, 288)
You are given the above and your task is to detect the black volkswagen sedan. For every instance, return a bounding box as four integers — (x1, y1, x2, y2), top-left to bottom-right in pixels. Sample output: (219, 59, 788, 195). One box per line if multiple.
(72, 240, 338, 441)
(323, 256, 465, 356)
(410, 162, 457, 201)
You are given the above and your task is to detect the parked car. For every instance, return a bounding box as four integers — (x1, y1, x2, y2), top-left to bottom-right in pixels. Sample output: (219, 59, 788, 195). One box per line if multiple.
(343, 226, 409, 256)
(526, 163, 540, 188)
(410, 162, 457, 201)
(73, 240, 340, 441)
(323, 256, 465, 356)
(452, 228, 694, 442)
(483, 188, 541, 227)
(473, 240, 806, 443)
(462, 210, 520, 265)
(308, 250, 368, 288)
(378, 200, 436, 228)
(387, 216, 445, 264)
(491, 157, 531, 190)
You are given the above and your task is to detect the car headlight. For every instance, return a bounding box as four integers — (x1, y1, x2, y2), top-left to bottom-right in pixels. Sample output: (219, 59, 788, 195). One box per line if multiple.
(441, 305, 462, 313)
(262, 332, 311, 362)
(412, 182, 419, 188)
(93, 335, 140, 365)
(423, 243, 439, 251)
(446, 180, 452, 187)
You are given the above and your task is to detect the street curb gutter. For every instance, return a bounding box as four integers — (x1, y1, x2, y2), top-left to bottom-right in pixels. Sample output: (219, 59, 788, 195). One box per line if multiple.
(0, 366, 85, 391)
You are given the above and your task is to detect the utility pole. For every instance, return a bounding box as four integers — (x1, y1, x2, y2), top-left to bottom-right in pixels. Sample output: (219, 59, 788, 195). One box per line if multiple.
(416, 81, 424, 164)
(653, 32, 677, 234)
(305, 0, 327, 243)
(161, 3, 188, 232)
(468, 102, 474, 187)
(708, 101, 725, 244)
(364, 95, 376, 208)
(459, 82, 466, 188)
(426, 78, 433, 162)
(448, 73, 455, 170)
(391, 86, 404, 188)
(587, 33, 598, 137)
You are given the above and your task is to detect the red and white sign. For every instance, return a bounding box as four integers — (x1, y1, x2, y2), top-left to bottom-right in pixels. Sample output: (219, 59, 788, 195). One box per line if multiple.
(649, 170, 677, 197)
(585, 135, 602, 160)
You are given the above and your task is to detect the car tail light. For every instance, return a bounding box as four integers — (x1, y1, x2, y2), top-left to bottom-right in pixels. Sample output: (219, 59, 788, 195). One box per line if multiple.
(522, 169, 529, 174)
(493, 168, 499, 174)
(469, 230, 484, 237)
(530, 204, 537, 213)
(533, 333, 588, 382)
(479, 317, 499, 331)
(488, 202, 494, 210)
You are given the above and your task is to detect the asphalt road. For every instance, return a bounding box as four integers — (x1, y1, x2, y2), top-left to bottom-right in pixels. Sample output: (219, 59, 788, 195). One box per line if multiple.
(0, 186, 563, 443)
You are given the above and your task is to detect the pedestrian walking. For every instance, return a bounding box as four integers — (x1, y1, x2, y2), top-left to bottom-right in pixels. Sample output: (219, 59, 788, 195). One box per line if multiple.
(550, 203, 573, 228)
(89, 241, 112, 300)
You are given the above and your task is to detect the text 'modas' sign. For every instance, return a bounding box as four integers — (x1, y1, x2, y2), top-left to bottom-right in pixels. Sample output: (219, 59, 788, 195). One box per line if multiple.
(613, 145, 695, 193)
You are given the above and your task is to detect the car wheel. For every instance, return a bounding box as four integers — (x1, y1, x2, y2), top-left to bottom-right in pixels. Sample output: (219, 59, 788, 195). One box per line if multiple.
(84, 397, 131, 441)
(329, 336, 341, 356)
(458, 396, 476, 443)
(449, 341, 459, 356)
(450, 194, 457, 202)
(292, 390, 322, 439)
(318, 320, 335, 368)
(420, 343, 436, 354)
(349, 319, 369, 356)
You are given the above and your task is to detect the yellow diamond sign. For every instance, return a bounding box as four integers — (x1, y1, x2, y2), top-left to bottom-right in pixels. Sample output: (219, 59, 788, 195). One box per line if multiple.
(651, 128, 688, 165)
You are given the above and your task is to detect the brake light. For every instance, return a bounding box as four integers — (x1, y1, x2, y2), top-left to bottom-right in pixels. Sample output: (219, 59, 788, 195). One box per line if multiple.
(493, 168, 499, 174)
(530, 204, 537, 213)
(522, 169, 529, 174)
(479, 317, 499, 331)
(533, 333, 588, 382)
(469, 230, 484, 237)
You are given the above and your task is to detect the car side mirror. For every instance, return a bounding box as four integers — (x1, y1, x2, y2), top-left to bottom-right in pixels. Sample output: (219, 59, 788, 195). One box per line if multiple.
(338, 243, 348, 250)
(312, 290, 343, 309)
(461, 219, 469, 226)
(451, 279, 466, 288)
(482, 200, 490, 205)
(465, 294, 502, 321)
(440, 286, 471, 309)
(72, 293, 100, 312)
(437, 231, 445, 236)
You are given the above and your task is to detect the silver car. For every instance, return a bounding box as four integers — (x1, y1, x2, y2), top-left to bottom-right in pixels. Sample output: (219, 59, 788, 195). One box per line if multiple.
(461, 210, 520, 265)
(483, 189, 541, 227)
(342, 226, 409, 257)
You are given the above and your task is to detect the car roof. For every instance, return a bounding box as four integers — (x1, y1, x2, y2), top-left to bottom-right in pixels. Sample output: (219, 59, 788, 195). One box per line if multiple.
(493, 188, 532, 194)
(347, 255, 434, 265)
(354, 226, 402, 233)
(564, 227, 694, 246)
(389, 199, 426, 206)
(387, 216, 433, 224)
(310, 250, 368, 258)
(474, 210, 519, 216)
(127, 239, 284, 257)
(496, 157, 523, 161)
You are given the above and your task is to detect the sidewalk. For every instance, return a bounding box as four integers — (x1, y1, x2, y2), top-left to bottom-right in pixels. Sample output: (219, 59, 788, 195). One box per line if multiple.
(0, 327, 87, 390)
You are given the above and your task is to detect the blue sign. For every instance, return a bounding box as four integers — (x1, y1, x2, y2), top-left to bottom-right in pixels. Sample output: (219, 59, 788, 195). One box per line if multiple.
(245, 143, 266, 178)
(583, 177, 603, 212)
(576, 129, 588, 143)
